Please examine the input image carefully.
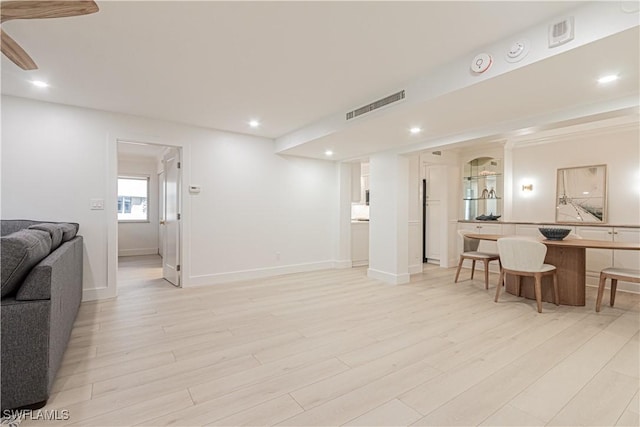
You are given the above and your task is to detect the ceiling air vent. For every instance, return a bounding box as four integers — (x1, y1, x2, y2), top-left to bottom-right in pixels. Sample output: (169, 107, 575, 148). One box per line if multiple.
(548, 16, 574, 48)
(346, 90, 405, 120)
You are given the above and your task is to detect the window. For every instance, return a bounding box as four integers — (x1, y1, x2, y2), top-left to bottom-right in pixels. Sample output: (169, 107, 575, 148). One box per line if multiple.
(117, 177, 149, 221)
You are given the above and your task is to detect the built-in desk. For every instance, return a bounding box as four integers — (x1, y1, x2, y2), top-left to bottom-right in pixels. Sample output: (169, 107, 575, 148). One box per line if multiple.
(465, 234, 640, 306)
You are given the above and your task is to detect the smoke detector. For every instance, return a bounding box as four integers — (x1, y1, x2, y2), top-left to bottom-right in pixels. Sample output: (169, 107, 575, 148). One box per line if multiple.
(505, 40, 530, 63)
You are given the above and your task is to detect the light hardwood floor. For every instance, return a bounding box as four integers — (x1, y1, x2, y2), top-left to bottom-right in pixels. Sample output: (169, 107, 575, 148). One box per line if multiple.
(20, 255, 640, 426)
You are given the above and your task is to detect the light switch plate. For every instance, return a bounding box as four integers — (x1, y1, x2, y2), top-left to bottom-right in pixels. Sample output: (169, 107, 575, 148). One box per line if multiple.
(90, 198, 104, 210)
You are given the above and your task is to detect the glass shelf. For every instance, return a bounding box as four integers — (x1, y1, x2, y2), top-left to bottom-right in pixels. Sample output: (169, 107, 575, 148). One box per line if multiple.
(463, 174, 503, 180)
(462, 157, 503, 220)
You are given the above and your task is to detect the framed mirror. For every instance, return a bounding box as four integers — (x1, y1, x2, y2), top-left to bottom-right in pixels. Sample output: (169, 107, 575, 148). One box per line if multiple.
(556, 164, 607, 223)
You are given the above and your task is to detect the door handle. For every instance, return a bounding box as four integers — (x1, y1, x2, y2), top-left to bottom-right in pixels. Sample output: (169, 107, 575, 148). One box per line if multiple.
(160, 220, 165, 225)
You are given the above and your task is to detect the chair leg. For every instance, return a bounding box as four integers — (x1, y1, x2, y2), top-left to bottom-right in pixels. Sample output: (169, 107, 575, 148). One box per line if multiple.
(483, 259, 490, 290)
(470, 260, 476, 280)
(499, 259, 503, 285)
(534, 273, 543, 313)
(495, 269, 504, 302)
(610, 279, 618, 307)
(596, 273, 607, 312)
(552, 272, 559, 306)
(454, 256, 464, 283)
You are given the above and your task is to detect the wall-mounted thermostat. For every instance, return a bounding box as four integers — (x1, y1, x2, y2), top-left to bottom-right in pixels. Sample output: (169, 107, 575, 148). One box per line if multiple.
(189, 185, 201, 194)
(471, 53, 492, 73)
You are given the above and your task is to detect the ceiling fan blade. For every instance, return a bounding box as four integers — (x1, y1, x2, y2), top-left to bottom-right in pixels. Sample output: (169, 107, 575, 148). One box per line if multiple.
(1, 1, 98, 23)
(1, 28, 36, 69)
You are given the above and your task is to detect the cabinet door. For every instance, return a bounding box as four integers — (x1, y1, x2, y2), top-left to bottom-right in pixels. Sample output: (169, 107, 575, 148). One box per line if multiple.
(457, 223, 478, 255)
(351, 163, 362, 203)
(477, 223, 500, 254)
(614, 228, 640, 270)
(515, 224, 542, 237)
(577, 227, 613, 275)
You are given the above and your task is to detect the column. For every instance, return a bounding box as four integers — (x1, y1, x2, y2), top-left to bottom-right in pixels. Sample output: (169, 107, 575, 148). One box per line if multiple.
(367, 152, 410, 285)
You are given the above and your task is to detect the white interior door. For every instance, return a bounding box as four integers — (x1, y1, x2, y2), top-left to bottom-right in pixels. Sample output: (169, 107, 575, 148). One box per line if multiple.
(423, 165, 444, 263)
(162, 148, 181, 286)
(158, 170, 165, 258)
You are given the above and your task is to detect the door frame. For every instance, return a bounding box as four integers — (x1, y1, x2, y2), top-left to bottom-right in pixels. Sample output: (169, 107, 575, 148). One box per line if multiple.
(105, 135, 188, 300)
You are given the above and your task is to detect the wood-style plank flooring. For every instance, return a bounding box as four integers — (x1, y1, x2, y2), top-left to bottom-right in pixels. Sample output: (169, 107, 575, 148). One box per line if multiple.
(20, 255, 640, 426)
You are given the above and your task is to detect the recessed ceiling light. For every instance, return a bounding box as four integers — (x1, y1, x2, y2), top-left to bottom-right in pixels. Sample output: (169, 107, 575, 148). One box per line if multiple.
(325, 150, 334, 157)
(410, 127, 422, 134)
(31, 80, 49, 88)
(597, 74, 619, 84)
(249, 120, 260, 128)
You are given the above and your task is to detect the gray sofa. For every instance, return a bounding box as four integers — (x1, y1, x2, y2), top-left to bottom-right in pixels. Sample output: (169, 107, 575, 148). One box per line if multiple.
(1, 220, 83, 410)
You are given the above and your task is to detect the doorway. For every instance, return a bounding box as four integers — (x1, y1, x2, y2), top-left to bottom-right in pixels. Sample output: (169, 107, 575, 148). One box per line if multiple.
(422, 164, 445, 265)
(117, 141, 182, 288)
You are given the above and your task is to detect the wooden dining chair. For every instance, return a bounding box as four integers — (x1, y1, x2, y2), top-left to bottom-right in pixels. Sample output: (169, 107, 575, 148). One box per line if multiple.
(495, 237, 559, 313)
(454, 230, 501, 290)
(596, 267, 640, 312)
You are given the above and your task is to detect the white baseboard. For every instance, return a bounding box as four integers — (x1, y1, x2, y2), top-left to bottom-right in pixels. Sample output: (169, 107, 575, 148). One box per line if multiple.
(408, 264, 423, 274)
(586, 279, 640, 294)
(82, 286, 116, 302)
(367, 268, 410, 285)
(187, 260, 335, 287)
(118, 248, 158, 257)
(351, 260, 369, 267)
(334, 259, 354, 269)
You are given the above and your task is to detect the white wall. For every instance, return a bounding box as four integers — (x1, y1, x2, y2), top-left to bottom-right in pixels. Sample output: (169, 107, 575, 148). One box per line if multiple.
(187, 133, 337, 281)
(117, 154, 159, 256)
(1, 96, 338, 300)
(510, 125, 640, 225)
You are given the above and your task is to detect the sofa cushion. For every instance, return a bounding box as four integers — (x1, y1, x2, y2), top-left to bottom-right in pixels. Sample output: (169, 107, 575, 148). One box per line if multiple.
(1, 230, 52, 297)
(28, 224, 64, 250)
(59, 223, 78, 242)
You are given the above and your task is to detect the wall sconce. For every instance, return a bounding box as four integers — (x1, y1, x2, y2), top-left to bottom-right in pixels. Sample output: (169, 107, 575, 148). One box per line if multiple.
(522, 184, 533, 192)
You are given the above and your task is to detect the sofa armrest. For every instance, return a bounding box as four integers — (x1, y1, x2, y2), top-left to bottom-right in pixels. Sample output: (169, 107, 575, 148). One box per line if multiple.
(16, 237, 83, 301)
(1, 298, 50, 410)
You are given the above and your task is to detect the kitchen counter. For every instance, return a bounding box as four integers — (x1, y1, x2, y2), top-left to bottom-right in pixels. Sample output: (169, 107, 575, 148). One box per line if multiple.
(458, 220, 640, 228)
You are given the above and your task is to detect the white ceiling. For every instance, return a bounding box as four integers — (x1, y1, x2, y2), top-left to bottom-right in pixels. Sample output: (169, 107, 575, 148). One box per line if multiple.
(1, 1, 637, 160)
(282, 26, 640, 159)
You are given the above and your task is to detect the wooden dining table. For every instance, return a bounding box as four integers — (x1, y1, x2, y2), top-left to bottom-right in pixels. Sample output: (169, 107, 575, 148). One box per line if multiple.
(465, 234, 640, 306)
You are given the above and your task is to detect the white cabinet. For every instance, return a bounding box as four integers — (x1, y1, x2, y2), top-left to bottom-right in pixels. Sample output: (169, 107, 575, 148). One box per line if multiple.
(614, 228, 640, 270)
(577, 227, 613, 281)
(458, 222, 502, 271)
(351, 163, 361, 203)
(361, 162, 370, 205)
(515, 224, 576, 238)
(351, 222, 369, 267)
(351, 162, 370, 204)
(576, 226, 640, 287)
